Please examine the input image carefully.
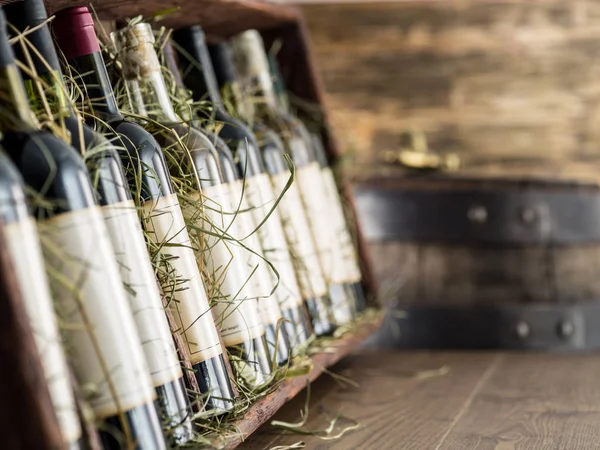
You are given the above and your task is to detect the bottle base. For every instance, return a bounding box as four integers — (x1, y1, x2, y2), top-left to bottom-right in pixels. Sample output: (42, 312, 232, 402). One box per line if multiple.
(100, 403, 166, 450)
(192, 354, 236, 414)
(154, 377, 194, 446)
(352, 281, 367, 312)
(264, 320, 292, 367)
(306, 295, 337, 337)
(228, 335, 273, 387)
(329, 283, 355, 326)
(281, 305, 311, 350)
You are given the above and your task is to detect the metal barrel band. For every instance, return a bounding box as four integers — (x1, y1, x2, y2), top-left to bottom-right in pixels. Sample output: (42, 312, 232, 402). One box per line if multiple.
(353, 181, 600, 245)
(375, 303, 600, 351)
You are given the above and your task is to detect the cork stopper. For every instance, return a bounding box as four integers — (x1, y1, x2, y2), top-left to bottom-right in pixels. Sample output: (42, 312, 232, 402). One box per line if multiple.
(230, 30, 269, 79)
(111, 23, 160, 80)
(208, 41, 238, 86)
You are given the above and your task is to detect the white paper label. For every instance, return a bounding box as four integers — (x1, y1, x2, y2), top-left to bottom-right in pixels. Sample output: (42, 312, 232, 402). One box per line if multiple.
(40, 207, 155, 419)
(226, 179, 284, 326)
(183, 186, 264, 347)
(296, 162, 347, 284)
(142, 194, 223, 364)
(243, 174, 303, 314)
(320, 168, 362, 283)
(102, 200, 182, 387)
(4, 218, 82, 443)
(272, 170, 328, 299)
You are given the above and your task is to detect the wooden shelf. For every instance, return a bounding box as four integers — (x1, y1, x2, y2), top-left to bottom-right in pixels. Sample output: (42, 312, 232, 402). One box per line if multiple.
(210, 313, 383, 450)
(43, 0, 300, 37)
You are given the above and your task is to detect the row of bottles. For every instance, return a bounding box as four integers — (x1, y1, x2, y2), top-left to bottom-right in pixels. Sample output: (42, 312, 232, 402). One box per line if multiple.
(0, 1, 367, 449)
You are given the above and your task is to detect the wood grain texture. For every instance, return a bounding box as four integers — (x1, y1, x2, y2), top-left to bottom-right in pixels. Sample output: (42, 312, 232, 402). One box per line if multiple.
(439, 353, 600, 450)
(349, 176, 600, 309)
(241, 351, 600, 450)
(241, 351, 499, 450)
(367, 241, 600, 307)
(214, 314, 383, 449)
(359, 178, 600, 308)
(301, 1, 600, 182)
(0, 0, 299, 37)
(0, 221, 65, 450)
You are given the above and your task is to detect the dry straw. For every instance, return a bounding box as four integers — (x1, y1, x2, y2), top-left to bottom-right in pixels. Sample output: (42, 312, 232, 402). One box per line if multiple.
(9, 11, 376, 447)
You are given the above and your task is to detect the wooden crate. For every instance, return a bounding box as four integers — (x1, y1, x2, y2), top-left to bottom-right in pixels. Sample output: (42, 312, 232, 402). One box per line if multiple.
(0, 1, 381, 448)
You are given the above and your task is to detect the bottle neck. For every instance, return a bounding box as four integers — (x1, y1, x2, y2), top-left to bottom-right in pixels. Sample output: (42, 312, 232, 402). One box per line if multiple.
(246, 73, 278, 114)
(117, 40, 181, 125)
(0, 12, 35, 131)
(172, 28, 225, 110)
(67, 52, 123, 122)
(208, 42, 254, 123)
(7, 15, 73, 119)
(268, 53, 291, 115)
(50, 6, 123, 122)
(23, 70, 72, 122)
(222, 80, 255, 124)
(0, 63, 38, 132)
(231, 33, 279, 112)
(162, 39, 203, 128)
(163, 40, 186, 90)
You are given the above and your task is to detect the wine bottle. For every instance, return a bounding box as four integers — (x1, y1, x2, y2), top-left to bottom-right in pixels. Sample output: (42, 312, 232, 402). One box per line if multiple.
(173, 25, 298, 360)
(0, 9, 166, 449)
(196, 131, 284, 378)
(266, 51, 367, 313)
(267, 51, 290, 114)
(310, 133, 367, 312)
(155, 47, 278, 371)
(203, 125, 306, 356)
(161, 38, 313, 354)
(8, 3, 194, 443)
(208, 41, 330, 340)
(231, 30, 357, 326)
(0, 151, 83, 449)
(113, 22, 274, 388)
(168, 30, 293, 364)
(52, 6, 236, 415)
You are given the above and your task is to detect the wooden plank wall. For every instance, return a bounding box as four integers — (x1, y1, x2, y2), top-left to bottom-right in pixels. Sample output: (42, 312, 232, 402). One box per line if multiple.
(300, 0, 600, 182)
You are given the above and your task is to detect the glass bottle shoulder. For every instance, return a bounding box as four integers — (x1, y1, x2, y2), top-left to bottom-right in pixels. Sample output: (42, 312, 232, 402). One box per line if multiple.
(2, 129, 96, 213)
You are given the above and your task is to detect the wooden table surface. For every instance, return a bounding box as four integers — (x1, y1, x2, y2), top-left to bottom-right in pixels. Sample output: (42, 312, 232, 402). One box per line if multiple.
(240, 351, 600, 450)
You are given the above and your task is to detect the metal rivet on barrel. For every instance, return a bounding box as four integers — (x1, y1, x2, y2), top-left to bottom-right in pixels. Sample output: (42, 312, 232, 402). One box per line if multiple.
(516, 321, 530, 339)
(468, 205, 487, 223)
(521, 207, 537, 224)
(557, 321, 574, 339)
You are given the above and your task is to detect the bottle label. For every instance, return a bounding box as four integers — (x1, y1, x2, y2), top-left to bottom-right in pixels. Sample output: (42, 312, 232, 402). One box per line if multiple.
(226, 179, 283, 326)
(141, 194, 223, 365)
(243, 174, 304, 314)
(183, 186, 264, 347)
(271, 170, 328, 299)
(320, 168, 362, 283)
(102, 200, 183, 387)
(296, 162, 346, 284)
(4, 217, 82, 443)
(39, 207, 156, 419)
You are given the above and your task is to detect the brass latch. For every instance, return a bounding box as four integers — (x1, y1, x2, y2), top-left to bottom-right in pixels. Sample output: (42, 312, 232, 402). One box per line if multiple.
(381, 130, 460, 171)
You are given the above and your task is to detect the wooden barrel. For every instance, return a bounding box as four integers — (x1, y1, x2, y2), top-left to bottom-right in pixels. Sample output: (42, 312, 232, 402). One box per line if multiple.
(353, 175, 600, 351)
